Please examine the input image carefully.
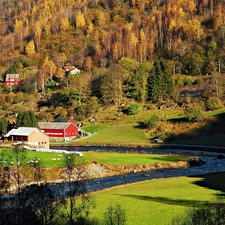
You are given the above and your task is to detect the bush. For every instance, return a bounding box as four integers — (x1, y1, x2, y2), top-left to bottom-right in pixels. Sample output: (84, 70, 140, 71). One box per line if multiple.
(184, 76, 194, 85)
(127, 104, 141, 115)
(145, 114, 160, 129)
(159, 131, 174, 141)
(206, 96, 223, 111)
(194, 77, 203, 85)
(103, 203, 126, 225)
(184, 104, 205, 122)
(172, 198, 225, 225)
(174, 74, 185, 87)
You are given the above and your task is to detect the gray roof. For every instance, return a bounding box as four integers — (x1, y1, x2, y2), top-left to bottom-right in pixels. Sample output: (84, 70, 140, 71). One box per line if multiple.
(38, 122, 72, 130)
(4, 129, 17, 137)
(53, 117, 70, 123)
(6, 127, 39, 137)
(5, 74, 20, 81)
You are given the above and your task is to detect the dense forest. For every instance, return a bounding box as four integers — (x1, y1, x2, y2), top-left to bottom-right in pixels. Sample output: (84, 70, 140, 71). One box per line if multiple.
(0, 0, 225, 120)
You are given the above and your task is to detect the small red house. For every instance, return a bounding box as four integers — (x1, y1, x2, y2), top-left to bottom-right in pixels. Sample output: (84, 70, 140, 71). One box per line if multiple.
(4, 74, 22, 86)
(62, 66, 80, 75)
(38, 122, 79, 141)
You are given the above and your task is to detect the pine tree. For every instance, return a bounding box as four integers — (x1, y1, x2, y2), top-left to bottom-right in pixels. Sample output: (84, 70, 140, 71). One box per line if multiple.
(28, 110, 38, 127)
(16, 111, 24, 128)
(148, 58, 174, 103)
(16, 111, 38, 128)
(0, 117, 8, 136)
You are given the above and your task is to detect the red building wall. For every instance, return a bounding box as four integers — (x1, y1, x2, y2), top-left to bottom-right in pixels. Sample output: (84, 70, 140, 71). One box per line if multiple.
(41, 124, 78, 138)
(41, 129, 64, 137)
(64, 123, 78, 137)
(12, 136, 28, 141)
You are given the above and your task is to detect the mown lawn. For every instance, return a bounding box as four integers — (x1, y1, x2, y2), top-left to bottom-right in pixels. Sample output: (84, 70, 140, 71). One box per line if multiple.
(80, 109, 183, 143)
(0, 149, 190, 168)
(89, 173, 225, 225)
(82, 152, 190, 165)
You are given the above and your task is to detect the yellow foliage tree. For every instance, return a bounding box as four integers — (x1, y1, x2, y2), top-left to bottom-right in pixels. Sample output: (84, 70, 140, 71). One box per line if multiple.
(76, 10, 86, 28)
(26, 40, 36, 57)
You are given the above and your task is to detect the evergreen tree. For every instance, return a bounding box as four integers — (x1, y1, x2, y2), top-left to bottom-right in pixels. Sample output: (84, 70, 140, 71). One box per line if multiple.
(22, 112, 32, 127)
(148, 58, 174, 103)
(28, 110, 38, 127)
(16, 111, 24, 128)
(0, 117, 8, 136)
(16, 111, 38, 128)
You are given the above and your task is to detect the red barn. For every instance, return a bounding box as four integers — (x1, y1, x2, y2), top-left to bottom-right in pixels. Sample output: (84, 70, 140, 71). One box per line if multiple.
(38, 122, 79, 141)
(4, 74, 22, 86)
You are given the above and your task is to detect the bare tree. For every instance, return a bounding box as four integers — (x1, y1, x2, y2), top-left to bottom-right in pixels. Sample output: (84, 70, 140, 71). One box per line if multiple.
(60, 153, 96, 225)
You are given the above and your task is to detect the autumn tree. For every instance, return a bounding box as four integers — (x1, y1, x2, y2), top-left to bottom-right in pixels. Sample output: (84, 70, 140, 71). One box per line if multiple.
(75, 10, 86, 29)
(42, 56, 57, 82)
(25, 40, 36, 57)
(100, 64, 127, 106)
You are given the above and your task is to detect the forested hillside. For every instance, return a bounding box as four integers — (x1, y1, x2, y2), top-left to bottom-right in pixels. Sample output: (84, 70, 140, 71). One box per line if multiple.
(0, 0, 225, 120)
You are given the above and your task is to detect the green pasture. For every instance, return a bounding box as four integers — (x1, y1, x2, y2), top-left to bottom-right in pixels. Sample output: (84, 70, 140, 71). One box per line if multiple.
(81, 124, 148, 143)
(206, 109, 225, 116)
(0, 149, 190, 168)
(80, 109, 183, 143)
(82, 152, 190, 165)
(89, 172, 225, 225)
(80, 108, 225, 146)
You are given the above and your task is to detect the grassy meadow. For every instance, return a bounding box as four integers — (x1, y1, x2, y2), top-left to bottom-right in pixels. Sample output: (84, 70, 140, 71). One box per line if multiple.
(0, 149, 190, 168)
(79, 109, 183, 143)
(78, 108, 225, 146)
(89, 172, 225, 225)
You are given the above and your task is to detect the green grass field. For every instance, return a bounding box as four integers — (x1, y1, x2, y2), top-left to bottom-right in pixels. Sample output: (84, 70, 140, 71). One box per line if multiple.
(0, 149, 190, 168)
(82, 152, 190, 165)
(80, 109, 183, 143)
(89, 173, 225, 225)
(78, 108, 225, 146)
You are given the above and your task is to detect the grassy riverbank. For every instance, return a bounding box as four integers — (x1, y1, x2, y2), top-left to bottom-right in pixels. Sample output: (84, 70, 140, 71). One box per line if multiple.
(74, 108, 225, 147)
(0, 149, 191, 168)
(89, 172, 225, 225)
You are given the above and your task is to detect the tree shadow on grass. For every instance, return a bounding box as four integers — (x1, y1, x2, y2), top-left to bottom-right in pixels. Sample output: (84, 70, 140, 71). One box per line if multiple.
(115, 194, 207, 207)
(190, 172, 225, 197)
(168, 113, 225, 145)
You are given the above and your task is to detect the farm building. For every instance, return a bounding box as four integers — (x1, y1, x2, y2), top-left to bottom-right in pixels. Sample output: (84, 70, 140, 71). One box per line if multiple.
(3, 74, 22, 86)
(5, 127, 49, 149)
(53, 117, 78, 127)
(38, 122, 79, 141)
(62, 65, 80, 76)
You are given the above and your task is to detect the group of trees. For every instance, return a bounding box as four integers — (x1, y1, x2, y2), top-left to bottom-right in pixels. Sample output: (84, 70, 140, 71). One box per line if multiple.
(0, 0, 225, 126)
(16, 110, 38, 128)
(0, 0, 225, 90)
(0, 110, 38, 137)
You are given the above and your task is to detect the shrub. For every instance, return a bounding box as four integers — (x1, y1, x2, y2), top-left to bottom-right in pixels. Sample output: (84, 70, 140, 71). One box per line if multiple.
(184, 76, 194, 85)
(194, 77, 203, 85)
(206, 96, 223, 111)
(184, 104, 205, 122)
(103, 203, 126, 225)
(127, 104, 141, 115)
(145, 114, 160, 129)
(172, 198, 225, 225)
(159, 131, 174, 141)
(174, 74, 185, 87)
